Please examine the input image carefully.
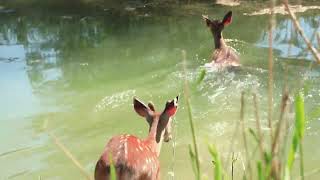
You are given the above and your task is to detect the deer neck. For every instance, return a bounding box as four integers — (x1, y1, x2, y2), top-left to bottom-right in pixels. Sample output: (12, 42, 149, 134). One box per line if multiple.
(214, 33, 227, 50)
(145, 119, 164, 157)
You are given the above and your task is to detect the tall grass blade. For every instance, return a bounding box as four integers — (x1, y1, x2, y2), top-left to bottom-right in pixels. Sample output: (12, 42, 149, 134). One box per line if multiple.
(196, 68, 206, 85)
(295, 92, 305, 179)
(208, 144, 223, 180)
(257, 161, 264, 180)
(286, 91, 306, 178)
(287, 133, 299, 171)
(49, 132, 93, 180)
(182, 50, 201, 180)
(248, 128, 259, 144)
(295, 92, 305, 139)
(188, 144, 198, 178)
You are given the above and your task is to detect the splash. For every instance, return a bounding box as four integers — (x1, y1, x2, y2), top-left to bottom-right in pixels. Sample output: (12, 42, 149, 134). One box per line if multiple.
(94, 90, 136, 112)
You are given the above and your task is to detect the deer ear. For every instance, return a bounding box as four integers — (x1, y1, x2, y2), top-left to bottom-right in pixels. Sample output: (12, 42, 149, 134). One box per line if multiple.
(202, 15, 211, 27)
(163, 95, 179, 117)
(133, 97, 149, 117)
(222, 11, 232, 26)
(148, 102, 155, 112)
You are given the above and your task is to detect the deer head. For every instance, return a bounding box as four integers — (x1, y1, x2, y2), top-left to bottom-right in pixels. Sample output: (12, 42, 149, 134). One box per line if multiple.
(133, 96, 179, 144)
(203, 11, 233, 49)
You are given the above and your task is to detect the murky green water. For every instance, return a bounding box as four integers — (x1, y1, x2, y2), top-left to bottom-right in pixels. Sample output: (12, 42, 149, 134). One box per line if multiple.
(1, 2, 320, 179)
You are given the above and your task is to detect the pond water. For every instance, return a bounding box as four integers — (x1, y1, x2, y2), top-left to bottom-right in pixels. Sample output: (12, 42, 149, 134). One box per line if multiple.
(0, 2, 320, 179)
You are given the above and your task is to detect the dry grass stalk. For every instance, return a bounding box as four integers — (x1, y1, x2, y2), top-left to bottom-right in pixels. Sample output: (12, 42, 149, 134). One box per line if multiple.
(231, 152, 237, 180)
(42, 119, 92, 180)
(240, 92, 252, 180)
(304, 167, 320, 178)
(224, 112, 241, 171)
(283, 0, 320, 63)
(301, 26, 320, 58)
(0, 146, 33, 158)
(268, 0, 275, 142)
(271, 91, 289, 180)
(49, 132, 93, 180)
(252, 94, 265, 161)
(272, 91, 289, 155)
(7, 170, 30, 179)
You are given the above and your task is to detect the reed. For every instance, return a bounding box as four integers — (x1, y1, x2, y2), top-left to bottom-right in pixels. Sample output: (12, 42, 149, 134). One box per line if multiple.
(49, 132, 93, 180)
(43, 119, 93, 180)
(283, 0, 320, 63)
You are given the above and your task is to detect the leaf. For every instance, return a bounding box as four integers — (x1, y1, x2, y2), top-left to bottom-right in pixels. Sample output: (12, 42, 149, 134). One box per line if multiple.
(263, 152, 272, 165)
(196, 68, 207, 85)
(287, 133, 299, 170)
(286, 91, 306, 173)
(295, 91, 305, 139)
(208, 144, 223, 180)
(257, 161, 265, 180)
(248, 128, 259, 143)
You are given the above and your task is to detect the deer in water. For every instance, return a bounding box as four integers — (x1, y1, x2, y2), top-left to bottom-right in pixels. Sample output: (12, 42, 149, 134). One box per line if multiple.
(94, 96, 179, 180)
(202, 11, 240, 67)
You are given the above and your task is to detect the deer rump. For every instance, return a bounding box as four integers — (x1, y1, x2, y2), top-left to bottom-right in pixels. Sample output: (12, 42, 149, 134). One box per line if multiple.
(94, 135, 160, 180)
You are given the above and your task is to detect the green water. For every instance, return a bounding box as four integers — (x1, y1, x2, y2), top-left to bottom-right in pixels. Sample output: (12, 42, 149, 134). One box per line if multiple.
(1, 2, 320, 179)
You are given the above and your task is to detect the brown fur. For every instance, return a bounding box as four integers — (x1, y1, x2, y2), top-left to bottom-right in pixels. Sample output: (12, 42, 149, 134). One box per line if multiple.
(94, 96, 179, 180)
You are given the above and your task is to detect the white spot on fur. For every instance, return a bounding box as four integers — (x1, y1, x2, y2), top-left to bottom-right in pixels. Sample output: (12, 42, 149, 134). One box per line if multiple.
(124, 142, 128, 159)
(142, 165, 147, 171)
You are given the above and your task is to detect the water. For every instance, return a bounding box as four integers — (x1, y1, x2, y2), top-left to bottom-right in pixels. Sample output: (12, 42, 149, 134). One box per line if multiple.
(0, 2, 320, 179)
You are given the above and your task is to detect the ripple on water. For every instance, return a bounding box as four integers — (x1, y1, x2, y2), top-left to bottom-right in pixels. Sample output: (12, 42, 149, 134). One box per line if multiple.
(94, 90, 136, 112)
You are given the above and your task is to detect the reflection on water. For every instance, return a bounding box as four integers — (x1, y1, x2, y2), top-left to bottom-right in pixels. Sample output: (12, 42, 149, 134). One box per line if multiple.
(257, 14, 320, 60)
(0, 4, 320, 179)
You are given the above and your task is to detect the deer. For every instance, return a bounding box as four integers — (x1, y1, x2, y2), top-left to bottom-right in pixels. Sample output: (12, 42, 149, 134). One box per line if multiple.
(202, 11, 240, 68)
(94, 96, 179, 180)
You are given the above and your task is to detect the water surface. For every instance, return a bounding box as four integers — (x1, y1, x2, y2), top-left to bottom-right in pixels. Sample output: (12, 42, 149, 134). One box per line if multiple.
(0, 2, 320, 179)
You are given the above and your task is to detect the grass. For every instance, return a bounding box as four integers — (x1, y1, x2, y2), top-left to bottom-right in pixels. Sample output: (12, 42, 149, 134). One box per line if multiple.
(182, 50, 201, 180)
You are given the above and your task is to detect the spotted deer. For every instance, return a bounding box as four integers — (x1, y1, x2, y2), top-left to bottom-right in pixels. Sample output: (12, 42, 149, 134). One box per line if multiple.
(202, 11, 240, 67)
(94, 96, 179, 180)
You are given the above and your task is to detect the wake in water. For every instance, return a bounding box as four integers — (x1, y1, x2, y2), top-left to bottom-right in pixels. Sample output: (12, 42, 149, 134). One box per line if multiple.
(94, 90, 136, 112)
(170, 63, 268, 115)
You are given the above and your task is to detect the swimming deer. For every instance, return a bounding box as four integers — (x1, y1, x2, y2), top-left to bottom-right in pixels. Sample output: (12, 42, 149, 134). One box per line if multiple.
(94, 96, 179, 180)
(202, 11, 240, 67)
